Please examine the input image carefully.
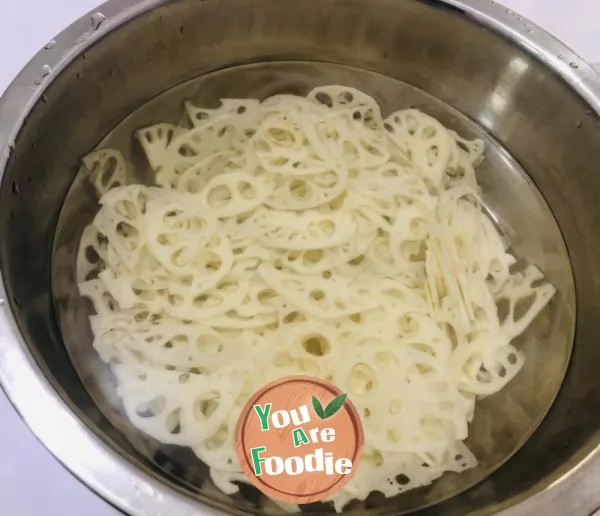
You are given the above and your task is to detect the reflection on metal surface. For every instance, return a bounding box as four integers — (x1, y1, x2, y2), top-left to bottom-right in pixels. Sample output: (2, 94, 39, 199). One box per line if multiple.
(0, 0, 599, 516)
(479, 57, 530, 130)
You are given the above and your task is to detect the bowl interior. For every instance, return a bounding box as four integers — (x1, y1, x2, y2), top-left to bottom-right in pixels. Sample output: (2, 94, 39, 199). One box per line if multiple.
(51, 60, 574, 515)
(1, 0, 599, 515)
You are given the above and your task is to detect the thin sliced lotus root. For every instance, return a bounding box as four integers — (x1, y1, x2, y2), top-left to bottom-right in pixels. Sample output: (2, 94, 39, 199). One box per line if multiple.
(251, 111, 334, 176)
(79, 278, 120, 317)
(144, 194, 217, 274)
(366, 234, 400, 277)
(307, 85, 384, 129)
(121, 320, 256, 371)
(169, 115, 238, 165)
(194, 407, 243, 472)
(136, 123, 178, 172)
(375, 279, 430, 314)
(199, 171, 274, 218)
(209, 309, 279, 329)
(451, 332, 524, 396)
(451, 131, 485, 166)
(184, 98, 260, 127)
(220, 207, 271, 243)
(265, 164, 348, 211)
(76, 225, 108, 283)
(93, 186, 149, 270)
(275, 247, 341, 274)
(330, 116, 391, 169)
(163, 275, 250, 322)
(114, 364, 242, 447)
(496, 265, 556, 339)
(258, 264, 380, 318)
(384, 109, 454, 191)
(336, 216, 378, 263)
(234, 278, 286, 318)
(82, 148, 128, 196)
(351, 162, 436, 210)
(166, 234, 234, 296)
(254, 144, 333, 177)
(175, 152, 231, 195)
(259, 209, 356, 250)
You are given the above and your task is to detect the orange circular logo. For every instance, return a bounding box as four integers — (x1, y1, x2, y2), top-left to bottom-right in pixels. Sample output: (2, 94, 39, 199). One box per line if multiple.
(235, 375, 364, 505)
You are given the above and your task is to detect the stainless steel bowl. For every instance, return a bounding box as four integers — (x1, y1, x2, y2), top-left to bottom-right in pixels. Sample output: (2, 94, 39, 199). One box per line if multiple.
(1, 1, 600, 515)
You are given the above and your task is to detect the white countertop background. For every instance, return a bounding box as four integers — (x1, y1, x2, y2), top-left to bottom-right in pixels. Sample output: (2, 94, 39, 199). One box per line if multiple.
(0, 1, 599, 515)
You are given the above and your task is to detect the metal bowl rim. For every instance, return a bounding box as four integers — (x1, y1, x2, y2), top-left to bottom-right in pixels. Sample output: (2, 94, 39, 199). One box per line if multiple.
(0, 1, 599, 515)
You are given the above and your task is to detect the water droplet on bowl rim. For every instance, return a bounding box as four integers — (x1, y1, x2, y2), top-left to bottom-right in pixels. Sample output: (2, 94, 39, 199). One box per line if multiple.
(33, 65, 52, 86)
(44, 40, 56, 50)
(133, 481, 155, 497)
(91, 12, 106, 30)
(569, 62, 579, 69)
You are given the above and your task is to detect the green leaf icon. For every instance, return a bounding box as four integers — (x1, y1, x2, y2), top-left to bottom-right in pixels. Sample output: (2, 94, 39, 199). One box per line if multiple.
(323, 393, 347, 419)
(312, 393, 348, 420)
(312, 395, 325, 419)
